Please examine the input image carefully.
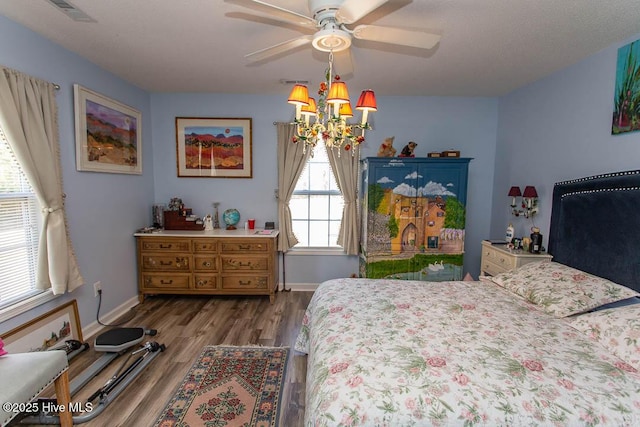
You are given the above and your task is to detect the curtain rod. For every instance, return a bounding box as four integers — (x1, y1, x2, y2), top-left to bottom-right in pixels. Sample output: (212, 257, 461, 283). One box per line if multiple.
(1, 65, 60, 90)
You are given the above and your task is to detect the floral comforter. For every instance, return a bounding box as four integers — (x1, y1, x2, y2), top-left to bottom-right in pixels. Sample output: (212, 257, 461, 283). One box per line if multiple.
(294, 278, 640, 426)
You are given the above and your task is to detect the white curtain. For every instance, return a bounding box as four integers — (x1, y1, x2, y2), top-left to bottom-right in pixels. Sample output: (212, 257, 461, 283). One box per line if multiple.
(0, 67, 84, 294)
(327, 147, 361, 255)
(276, 123, 312, 252)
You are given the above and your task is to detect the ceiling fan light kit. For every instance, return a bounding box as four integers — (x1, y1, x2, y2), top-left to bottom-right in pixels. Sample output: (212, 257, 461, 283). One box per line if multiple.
(226, 0, 441, 153)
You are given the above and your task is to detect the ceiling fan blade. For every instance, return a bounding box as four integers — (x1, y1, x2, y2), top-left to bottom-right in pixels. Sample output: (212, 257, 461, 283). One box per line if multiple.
(245, 35, 313, 62)
(335, 0, 389, 24)
(352, 25, 441, 49)
(225, 0, 317, 29)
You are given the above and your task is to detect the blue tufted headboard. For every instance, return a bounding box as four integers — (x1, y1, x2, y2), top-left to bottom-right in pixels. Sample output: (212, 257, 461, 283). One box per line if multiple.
(548, 170, 640, 293)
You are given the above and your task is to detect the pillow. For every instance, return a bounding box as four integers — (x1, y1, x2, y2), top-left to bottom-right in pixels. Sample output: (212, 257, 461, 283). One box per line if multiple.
(490, 261, 639, 317)
(0, 338, 7, 356)
(569, 304, 640, 371)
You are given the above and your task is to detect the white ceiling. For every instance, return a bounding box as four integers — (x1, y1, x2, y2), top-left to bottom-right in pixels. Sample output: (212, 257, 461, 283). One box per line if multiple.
(2, 0, 640, 97)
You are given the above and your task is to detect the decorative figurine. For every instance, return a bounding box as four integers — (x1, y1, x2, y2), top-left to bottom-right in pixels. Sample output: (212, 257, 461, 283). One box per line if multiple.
(212, 202, 221, 229)
(399, 141, 417, 157)
(203, 214, 213, 231)
(377, 136, 397, 157)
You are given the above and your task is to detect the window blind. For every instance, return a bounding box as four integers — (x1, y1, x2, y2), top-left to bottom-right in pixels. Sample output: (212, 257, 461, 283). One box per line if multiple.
(0, 133, 41, 309)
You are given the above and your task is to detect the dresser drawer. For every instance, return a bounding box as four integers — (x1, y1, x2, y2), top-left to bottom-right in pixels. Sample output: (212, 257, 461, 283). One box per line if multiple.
(140, 239, 190, 252)
(193, 240, 218, 253)
(194, 274, 218, 290)
(221, 255, 268, 271)
(482, 246, 502, 262)
(485, 249, 517, 270)
(193, 255, 218, 272)
(221, 275, 268, 290)
(141, 273, 190, 290)
(141, 254, 191, 271)
(220, 240, 269, 253)
(481, 260, 508, 277)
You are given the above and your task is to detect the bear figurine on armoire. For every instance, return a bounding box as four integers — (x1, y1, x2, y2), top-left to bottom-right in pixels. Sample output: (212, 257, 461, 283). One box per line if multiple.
(359, 157, 471, 281)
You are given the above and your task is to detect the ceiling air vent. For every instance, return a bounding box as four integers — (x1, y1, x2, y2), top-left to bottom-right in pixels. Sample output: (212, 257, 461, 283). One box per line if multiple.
(46, 0, 96, 22)
(280, 79, 310, 85)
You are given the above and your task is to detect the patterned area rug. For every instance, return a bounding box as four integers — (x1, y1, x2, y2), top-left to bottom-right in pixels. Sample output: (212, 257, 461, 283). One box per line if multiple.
(154, 346, 289, 427)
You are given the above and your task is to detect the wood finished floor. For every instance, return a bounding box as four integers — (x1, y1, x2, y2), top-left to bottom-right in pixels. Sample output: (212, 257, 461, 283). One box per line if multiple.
(49, 291, 313, 427)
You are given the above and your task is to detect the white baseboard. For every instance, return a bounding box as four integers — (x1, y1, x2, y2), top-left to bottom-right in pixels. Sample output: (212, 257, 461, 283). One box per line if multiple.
(279, 282, 319, 292)
(81, 296, 140, 340)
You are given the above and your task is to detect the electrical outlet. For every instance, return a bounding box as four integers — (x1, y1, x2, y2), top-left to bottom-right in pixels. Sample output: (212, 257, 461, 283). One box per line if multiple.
(93, 281, 102, 297)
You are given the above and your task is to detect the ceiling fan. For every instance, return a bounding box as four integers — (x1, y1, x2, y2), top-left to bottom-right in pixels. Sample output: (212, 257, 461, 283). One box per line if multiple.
(224, 0, 441, 62)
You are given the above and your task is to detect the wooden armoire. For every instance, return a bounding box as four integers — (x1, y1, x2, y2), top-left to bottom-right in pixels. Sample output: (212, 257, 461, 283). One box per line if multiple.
(359, 157, 471, 281)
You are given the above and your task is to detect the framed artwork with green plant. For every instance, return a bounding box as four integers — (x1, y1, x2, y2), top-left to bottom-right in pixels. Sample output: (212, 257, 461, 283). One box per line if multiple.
(613, 38, 640, 135)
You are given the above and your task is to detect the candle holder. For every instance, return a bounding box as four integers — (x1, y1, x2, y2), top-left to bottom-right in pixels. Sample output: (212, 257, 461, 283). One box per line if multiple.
(213, 202, 221, 229)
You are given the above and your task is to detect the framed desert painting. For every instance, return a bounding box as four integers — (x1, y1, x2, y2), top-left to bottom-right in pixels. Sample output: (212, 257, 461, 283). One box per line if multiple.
(74, 84, 142, 174)
(175, 117, 252, 178)
(1, 300, 83, 353)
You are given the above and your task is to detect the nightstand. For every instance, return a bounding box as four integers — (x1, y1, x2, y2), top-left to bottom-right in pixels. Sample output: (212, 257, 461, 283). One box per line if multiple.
(480, 240, 552, 276)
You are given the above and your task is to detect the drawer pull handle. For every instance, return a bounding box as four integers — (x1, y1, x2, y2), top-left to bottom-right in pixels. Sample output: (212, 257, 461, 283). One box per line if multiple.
(159, 244, 172, 249)
(239, 280, 251, 285)
(160, 279, 173, 284)
(238, 245, 251, 250)
(203, 261, 212, 267)
(197, 280, 208, 286)
(239, 262, 251, 267)
(160, 261, 173, 266)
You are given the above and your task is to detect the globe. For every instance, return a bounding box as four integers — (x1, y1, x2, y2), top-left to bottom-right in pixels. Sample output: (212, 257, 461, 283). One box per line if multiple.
(222, 208, 240, 230)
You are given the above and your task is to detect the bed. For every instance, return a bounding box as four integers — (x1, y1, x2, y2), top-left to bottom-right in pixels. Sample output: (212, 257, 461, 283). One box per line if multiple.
(295, 170, 640, 426)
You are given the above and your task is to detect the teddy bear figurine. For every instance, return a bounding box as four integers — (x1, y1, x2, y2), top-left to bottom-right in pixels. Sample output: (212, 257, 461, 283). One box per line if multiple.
(377, 137, 397, 157)
(399, 141, 417, 157)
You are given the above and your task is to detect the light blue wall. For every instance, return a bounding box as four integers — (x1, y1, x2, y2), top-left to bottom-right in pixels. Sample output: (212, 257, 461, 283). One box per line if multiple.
(2, 12, 637, 335)
(493, 33, 640, 243)
(0, 15, 154, 333)
(151, 93, 498, 282)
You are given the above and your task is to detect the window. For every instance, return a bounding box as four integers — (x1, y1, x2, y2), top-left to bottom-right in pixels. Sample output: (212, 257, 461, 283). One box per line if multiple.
(290, 144, 344, 248)
(0, 128, 42, 310)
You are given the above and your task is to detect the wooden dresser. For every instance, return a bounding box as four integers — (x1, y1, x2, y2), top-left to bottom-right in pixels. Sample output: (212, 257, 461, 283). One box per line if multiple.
(135, 230, 279, 302)
(480, 240, 552, 276)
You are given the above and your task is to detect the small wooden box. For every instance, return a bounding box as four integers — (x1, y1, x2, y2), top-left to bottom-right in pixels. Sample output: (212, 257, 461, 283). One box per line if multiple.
(164, 210, 205, 230)
(427, 152, 442, 158)
(441, 150, 461, 158)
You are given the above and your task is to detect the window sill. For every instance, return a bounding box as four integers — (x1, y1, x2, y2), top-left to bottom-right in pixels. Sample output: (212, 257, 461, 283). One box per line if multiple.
(286, 248, 349, 256)
(0, 290, 57, 324)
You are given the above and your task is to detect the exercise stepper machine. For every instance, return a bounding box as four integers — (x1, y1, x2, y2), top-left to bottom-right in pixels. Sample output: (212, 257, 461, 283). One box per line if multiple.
(16, 326, 165, 425)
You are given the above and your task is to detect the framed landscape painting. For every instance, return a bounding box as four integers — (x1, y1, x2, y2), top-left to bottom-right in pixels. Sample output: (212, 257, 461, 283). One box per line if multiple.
(74, 84, 142, 174)
(175, 117, 252, 178)
(1, 300, 83, 353)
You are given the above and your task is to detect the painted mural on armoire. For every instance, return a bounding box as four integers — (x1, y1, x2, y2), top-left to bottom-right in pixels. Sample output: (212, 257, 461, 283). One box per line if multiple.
(359, 157, 471, 281)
